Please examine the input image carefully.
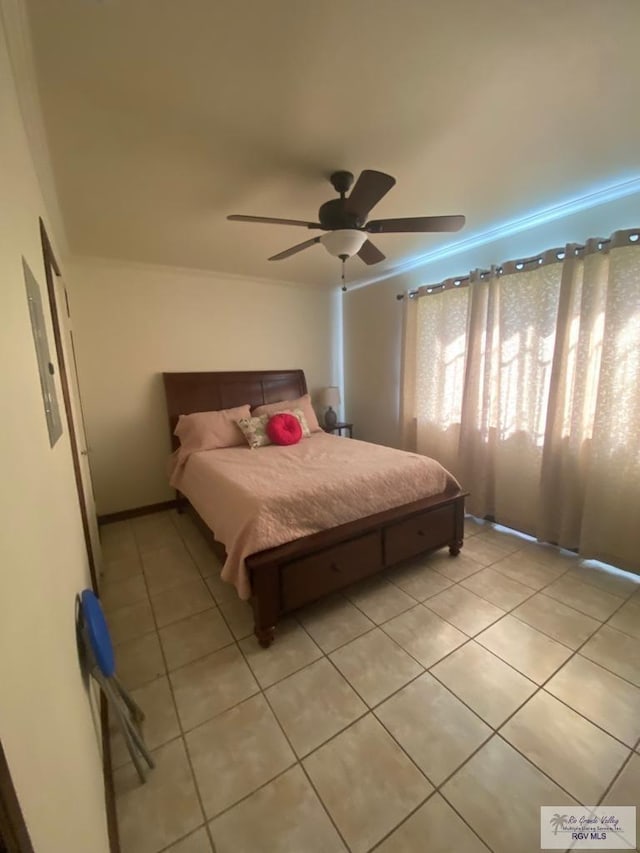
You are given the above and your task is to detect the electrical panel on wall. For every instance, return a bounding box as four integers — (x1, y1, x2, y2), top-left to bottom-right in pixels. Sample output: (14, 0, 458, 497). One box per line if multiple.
(23, 257, 63, 447)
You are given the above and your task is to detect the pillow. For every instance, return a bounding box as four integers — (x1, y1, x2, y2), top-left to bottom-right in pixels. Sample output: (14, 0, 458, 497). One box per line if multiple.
(267, 412, 303, 446)
(278, 407, 311, 437)
(236, 414, 271, 449)
(252, 393, 322, 432)
(174, 404, 251, 452)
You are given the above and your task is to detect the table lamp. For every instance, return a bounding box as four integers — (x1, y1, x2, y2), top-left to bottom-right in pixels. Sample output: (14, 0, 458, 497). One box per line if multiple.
(319, 386, 341, 428)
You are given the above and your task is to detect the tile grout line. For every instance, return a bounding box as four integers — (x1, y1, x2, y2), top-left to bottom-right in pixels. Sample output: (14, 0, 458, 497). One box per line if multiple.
(293, 611, 499, 853)
(529, 585, 640, 809)
(179, 544, 334, 844)
(104, 512, 640, 853)
(368, 789, 495, 853)
(305, 535, 638, 845)
(154, 825, 211, 853)
(166, 512, 226, 853)
(116, 515, 639, 719)
(253, 678, 353, 850)
(115, 516, 634, 739)
(184, 515, 495, 850)
(339, 528, 638, 848)
(345, 552, 584, 848)
(115, 516, 638, 851)
(374, 546, 572, 695)
(422, 542, 640, 692)
(184, 526, 354, 850)
(245, 572, 636, 811)
(110, 528, 640, 697)
(294, 602, 503, 851)
(135, 514, 219, 853)
(418, 554, 640, 798)
(596, 741, 640, 810)
(289, 623, 448, 853)
(478, 585, 639, 808)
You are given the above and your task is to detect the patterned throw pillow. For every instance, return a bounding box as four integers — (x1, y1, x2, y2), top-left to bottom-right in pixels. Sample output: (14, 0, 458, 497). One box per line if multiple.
(283, 408, 311, 437)
(236, 414, 272, 449)
(252, 394, 322, 432)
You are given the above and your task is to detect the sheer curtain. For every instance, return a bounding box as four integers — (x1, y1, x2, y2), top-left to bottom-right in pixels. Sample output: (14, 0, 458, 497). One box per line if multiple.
(402, 229, 640, 573)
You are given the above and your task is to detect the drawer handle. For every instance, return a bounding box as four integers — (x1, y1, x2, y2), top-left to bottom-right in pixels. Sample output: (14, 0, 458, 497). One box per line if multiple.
(330, 562, 341, 573)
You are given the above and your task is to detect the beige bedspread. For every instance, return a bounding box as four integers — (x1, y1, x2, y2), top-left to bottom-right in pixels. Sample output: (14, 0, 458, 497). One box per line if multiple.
(170, 432, 459, 600)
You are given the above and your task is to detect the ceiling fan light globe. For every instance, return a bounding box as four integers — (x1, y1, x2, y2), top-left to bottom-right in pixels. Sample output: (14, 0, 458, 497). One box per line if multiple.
(320, 229, 367, 258)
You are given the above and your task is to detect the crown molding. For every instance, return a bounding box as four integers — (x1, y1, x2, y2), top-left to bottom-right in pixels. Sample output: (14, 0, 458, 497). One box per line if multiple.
(348, 175, 640, 291)
(67, 253, 326, 292)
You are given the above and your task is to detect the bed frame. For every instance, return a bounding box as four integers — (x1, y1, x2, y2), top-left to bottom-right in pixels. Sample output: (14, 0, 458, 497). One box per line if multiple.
(163, 369, 466, 647)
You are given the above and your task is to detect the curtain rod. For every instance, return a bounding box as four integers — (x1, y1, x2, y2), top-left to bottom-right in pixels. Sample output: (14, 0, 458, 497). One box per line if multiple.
(395, 234, 627, 300)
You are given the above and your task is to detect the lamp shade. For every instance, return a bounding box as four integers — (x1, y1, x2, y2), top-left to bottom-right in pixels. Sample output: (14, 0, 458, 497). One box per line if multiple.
(320, 230, 367, 258)
(319, 386, 341, 408)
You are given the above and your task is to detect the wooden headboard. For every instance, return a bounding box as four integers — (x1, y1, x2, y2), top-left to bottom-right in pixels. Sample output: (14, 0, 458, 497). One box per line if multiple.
(162, 369, 308, 449)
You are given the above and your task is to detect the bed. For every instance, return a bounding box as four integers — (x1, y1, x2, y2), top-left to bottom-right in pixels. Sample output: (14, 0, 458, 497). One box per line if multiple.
(163, 369, 466, 646)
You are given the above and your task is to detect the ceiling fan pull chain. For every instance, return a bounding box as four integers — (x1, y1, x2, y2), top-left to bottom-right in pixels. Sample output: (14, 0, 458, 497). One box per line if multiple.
(341, 258, 347, 292)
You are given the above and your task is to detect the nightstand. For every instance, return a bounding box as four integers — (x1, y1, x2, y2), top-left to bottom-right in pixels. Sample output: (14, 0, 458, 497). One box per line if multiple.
(324, 422, 353, 438)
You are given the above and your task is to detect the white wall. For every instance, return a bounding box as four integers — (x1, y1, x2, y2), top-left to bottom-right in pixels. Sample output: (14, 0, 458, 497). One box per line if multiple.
(67, 257, 338, 515)
(344, 190, 640, 449)
(0, 8, 110, 853)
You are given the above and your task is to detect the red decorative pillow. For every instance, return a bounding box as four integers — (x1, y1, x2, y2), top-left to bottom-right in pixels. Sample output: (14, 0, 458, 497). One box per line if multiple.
(266, 412, 303, 446)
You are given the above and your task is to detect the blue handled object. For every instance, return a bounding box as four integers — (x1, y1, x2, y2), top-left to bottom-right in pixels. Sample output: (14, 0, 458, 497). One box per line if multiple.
(81, 588, 115, 677)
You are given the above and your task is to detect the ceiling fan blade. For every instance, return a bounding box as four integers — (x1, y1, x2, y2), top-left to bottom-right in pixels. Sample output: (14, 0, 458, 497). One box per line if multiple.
(366, 215, 466, 234)
(345, 170, 396, 219)
(268, 236, 321, 261)
(228, 215, 322, 229)
(357, 239, 386, 265)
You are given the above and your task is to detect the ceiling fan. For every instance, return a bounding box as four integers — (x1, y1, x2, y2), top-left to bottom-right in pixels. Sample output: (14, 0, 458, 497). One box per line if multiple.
(227, 169, 465, 270)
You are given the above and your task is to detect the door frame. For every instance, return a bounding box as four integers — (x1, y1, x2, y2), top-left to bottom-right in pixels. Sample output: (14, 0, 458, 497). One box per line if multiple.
(39, 218, 98, 590)
(38, 221, 120, 853)
(54, 264, 103, 571)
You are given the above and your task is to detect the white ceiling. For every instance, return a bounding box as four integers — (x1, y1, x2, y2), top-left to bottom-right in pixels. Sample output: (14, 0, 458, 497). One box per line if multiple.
(25, 0, 640, 287)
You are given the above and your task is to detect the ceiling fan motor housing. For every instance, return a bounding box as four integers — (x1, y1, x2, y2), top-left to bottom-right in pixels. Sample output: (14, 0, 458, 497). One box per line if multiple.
(318, 198, 364, 230)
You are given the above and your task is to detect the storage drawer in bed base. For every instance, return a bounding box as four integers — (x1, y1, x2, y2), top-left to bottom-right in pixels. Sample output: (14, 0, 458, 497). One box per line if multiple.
(384, 505, 456, 565)
(245, 490, 465, 646)
(280, 531, 383, 611)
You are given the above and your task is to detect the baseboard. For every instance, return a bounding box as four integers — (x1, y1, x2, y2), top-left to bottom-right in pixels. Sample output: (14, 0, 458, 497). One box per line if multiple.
(98, 500, 177, 525)
(100, 694, 121, 853)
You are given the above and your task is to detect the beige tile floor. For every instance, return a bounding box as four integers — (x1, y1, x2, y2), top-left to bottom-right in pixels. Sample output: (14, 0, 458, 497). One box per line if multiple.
(100, 510, 640, 853)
